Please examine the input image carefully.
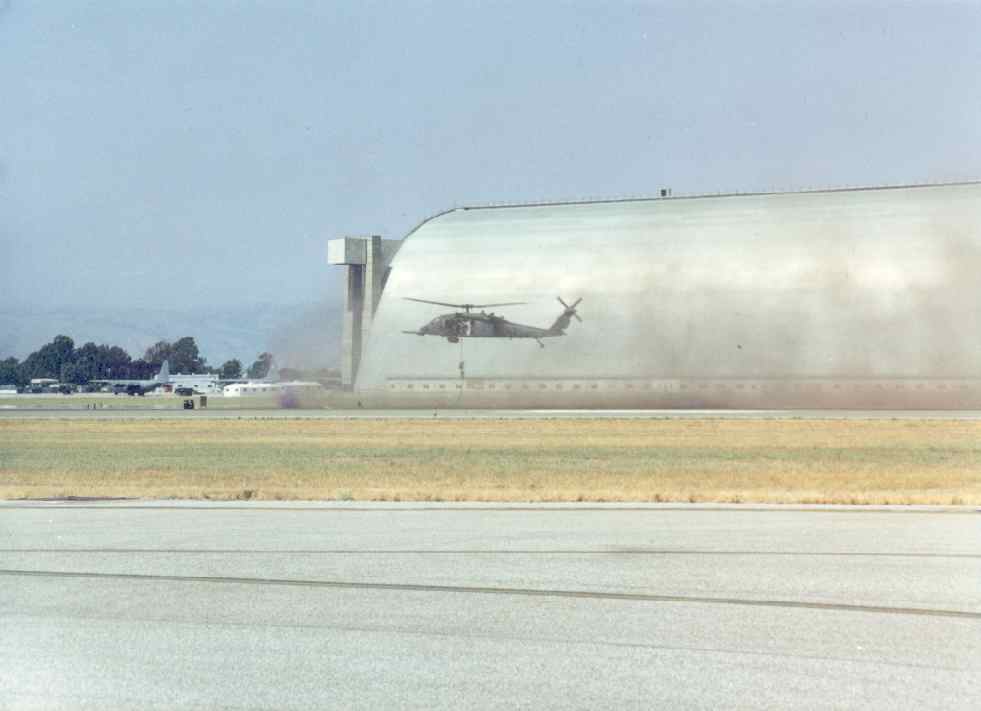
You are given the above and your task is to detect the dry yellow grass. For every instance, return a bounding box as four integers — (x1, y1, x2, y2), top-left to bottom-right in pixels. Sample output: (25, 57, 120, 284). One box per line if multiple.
(1, 418, 979, 504)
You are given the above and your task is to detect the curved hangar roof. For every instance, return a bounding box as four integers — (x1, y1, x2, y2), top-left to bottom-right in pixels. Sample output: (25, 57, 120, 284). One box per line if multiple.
(356, 182, 981, 391)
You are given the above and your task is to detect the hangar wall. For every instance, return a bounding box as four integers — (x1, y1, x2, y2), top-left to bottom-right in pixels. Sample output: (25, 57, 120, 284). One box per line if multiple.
(346, 182, 981, 408)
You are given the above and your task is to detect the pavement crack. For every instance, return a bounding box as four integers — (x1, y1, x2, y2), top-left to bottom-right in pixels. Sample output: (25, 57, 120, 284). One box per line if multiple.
(3, 568, 979, 620)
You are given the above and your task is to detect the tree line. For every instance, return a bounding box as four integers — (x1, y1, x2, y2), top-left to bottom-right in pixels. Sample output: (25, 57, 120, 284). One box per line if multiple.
(0, 335, 278, 387)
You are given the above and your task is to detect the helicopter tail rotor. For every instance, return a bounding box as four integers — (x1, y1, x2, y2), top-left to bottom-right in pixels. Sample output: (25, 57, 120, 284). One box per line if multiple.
(557, 296, 583, 323)
(549, 296, 583, 334)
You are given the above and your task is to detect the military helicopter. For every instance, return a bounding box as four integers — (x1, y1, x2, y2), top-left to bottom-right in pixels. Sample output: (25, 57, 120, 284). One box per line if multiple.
(403, 296, 582, 347)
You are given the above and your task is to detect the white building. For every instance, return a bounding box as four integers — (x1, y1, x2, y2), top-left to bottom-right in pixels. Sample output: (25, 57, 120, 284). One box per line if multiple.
(222, 381, 323, 398)
(168, 374, 221, 394)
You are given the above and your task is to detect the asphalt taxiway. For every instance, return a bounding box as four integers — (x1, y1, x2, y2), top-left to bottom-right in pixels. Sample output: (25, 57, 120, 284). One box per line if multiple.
(1, 502, 979, 709)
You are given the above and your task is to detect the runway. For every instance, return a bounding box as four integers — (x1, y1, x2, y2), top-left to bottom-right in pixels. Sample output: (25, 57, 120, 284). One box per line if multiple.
(1, 502, 979, 709)
(3, 407, 981, 420)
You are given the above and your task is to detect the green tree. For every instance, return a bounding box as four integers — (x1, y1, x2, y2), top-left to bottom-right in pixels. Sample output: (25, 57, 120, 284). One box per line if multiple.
(62, 341, 135, 382)
(10, 338, 136, 384)
(72, 342, 101, 382)
(96, 344, 132, 379)
(247, 352, 275, 379)
(218, 359, 242, 379)
(127, 359, 156, 379)
(143, 340, 173, 366)
(0, 357, 20, 386)
(170, 336, 206, 373)
(143, 337, 206, 373)
(19, 335, 75, 381)
(60, 361, 86, 385)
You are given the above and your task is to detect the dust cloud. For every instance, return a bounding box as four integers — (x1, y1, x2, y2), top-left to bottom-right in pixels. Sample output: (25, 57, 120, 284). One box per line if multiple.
(265, 300, 342, 371)
(355, 184, 981, 407)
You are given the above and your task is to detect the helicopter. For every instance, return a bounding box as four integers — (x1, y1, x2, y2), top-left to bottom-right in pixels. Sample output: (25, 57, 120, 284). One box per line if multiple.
(402, 296, 582, 347)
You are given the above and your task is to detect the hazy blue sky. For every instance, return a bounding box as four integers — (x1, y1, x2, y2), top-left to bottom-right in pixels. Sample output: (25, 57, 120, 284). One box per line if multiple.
(2, 0, 980, 311)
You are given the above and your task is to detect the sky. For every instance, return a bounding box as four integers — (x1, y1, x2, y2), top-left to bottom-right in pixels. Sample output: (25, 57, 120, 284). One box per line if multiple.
(2, 0, 981, 312)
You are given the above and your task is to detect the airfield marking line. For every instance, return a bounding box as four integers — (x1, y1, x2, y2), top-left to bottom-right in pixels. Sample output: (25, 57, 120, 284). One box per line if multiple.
(3, 569, 980, 620)
(2, 548, 980, 558)
(3, 503, 978, 514)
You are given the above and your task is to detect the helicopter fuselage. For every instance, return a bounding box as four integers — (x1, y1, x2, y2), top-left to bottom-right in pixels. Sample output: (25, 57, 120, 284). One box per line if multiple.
(414, 312, 557, 342)
(403, 297, 582, 345)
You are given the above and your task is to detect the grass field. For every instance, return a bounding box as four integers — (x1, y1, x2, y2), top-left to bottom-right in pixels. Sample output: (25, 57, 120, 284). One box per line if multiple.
(2, 418, 980, 504)
(0, 394, 303, 410)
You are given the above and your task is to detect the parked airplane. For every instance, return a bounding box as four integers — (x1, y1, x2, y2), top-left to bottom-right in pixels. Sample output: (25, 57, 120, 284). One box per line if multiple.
(91, 360, 171, 396)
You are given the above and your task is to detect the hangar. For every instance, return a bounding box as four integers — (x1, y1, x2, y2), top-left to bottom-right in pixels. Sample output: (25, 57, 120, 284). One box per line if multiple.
(329, 181, 981, 408)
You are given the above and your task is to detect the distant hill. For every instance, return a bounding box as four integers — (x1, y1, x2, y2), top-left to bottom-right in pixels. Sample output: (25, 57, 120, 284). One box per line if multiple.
(0, 301, 343, 369)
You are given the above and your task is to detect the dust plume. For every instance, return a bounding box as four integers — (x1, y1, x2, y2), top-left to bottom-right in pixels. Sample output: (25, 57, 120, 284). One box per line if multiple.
(265, 299, 342, 371)
(355, 184, 981, 407)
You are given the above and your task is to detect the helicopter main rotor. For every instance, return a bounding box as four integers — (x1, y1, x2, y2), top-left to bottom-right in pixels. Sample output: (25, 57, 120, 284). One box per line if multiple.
(404, 297, 527, 314)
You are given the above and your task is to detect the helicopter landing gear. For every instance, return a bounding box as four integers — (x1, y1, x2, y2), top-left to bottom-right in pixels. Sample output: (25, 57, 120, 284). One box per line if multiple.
(536, 338, 545, 348)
